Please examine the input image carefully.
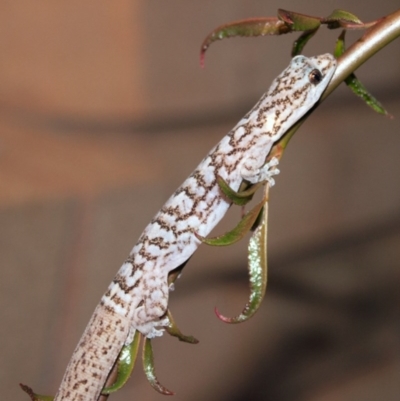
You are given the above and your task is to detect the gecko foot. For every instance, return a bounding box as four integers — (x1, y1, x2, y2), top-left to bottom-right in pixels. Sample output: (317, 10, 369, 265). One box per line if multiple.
(135, 316, 170, 339)
(256, 157, 280, 186)
(241, 156, 280, 186)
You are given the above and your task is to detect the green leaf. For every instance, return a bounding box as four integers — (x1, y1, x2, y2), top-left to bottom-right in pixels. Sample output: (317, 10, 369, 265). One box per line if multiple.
(20, 384, 54, 401)
(345, 74, 392, 116)
(102, 331, 141, 394)
(327, 9, 363, 24)
(335, 31, 391, 116)
(200, 17, 291, 67)
(195, 196, 267, 246)
(216, 200, 268, 323)
(143, 338, 174, 395)
(165, 310, 199, 344)
(324, 9, 364, 29)
(278, 9, 321, 31)
(334, 30, 346, 58)
(291, 28, 319, 56)
(236, 181, 267, 198)
(217, 175, 264, 206)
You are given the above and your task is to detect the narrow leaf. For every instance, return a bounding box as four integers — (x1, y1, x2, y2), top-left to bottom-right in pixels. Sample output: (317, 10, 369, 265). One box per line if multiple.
(278, 9, 321, 31)
(217, 175, 264, 206)
(291, 28, 319, 56)
(143, 338, 174, 395)
(195, 196, 267, 246)
(165, 310, 199, 344)
(200, 18, 291, 67)
(334, 30, 346, 58)
(335, 31, 391, 116)
(345, 74, 392, 116)
(324, 9, 364, 29)
(236, 181, 267, 198)
(102, 331, 141, 394)
(216, 193, 269, 323)
(20, 384, 54, 401)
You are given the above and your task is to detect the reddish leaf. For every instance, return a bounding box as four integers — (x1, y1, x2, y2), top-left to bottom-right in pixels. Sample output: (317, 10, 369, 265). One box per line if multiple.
(278, 9, 321, 31)
(200, 17, 290, 67)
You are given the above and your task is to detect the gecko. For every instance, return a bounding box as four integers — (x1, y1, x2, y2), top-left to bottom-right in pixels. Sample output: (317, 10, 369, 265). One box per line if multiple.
(52, 53, 336, 401)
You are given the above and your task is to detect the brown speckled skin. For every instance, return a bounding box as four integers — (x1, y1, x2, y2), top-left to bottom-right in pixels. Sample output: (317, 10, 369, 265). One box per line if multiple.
(53, 54, 336, 401)
(54, 307, 131, 400)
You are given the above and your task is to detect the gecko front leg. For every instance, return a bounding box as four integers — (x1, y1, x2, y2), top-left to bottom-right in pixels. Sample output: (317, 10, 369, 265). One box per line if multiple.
(240, 155, 280, 186)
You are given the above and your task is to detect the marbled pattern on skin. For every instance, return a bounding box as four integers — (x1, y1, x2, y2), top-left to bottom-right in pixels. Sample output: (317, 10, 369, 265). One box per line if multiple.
(54, 53, 336, 401)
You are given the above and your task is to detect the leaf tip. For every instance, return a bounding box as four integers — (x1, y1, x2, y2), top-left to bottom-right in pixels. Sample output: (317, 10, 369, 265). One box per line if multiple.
(214, 306, 238, 323)
(199, 50, 206, 69)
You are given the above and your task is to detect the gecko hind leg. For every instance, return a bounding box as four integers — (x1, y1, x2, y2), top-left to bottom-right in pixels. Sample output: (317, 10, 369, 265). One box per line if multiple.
(132, 278, 170, 338)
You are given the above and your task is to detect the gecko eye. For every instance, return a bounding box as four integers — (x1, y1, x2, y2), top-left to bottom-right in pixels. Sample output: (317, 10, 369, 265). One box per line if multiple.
(309, 69, 323, 85)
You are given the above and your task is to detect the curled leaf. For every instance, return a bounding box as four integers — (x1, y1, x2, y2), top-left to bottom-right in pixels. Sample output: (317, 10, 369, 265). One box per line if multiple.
(143, 338, 174, 395)
(234, 181, 267, 199)
(217, 175, 264, 206)
(216, 193, 269, 323)
(20, 384, 54, 401)
(165, 310, 199, 344)
(195, 196, 267, 246)
(200, 17, 290, 67)
(102, 331, 141, 394)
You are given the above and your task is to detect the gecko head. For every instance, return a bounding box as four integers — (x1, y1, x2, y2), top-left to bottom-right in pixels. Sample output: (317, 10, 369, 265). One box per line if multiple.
(291, 53, 337, 103)
(261, 53, 337, 141)
(289, 53, 337, 89)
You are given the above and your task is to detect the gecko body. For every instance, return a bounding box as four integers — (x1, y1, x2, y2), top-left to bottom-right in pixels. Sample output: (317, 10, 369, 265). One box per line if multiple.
(54, 54, 336, 400)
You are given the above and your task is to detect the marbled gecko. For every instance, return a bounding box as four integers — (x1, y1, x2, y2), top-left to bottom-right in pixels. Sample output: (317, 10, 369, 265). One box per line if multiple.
(54, 53, 337, 400)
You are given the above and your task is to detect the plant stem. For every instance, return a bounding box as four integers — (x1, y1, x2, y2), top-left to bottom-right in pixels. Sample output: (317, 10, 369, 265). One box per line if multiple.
(324, 8, 400, 98)
(278, 8, 400, 151)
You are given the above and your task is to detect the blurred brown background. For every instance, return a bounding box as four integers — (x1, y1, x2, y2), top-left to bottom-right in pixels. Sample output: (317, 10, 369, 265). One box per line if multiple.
(1, 1, 399, 400)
